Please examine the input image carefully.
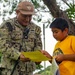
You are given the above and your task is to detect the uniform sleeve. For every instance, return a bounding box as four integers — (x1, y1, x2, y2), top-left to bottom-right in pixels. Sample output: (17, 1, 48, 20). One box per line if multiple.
(34, 26, 42, 51)
(0, 23, 20, 60)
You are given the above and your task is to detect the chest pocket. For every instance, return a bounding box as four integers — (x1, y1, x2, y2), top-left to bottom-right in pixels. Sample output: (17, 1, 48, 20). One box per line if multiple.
(6, 22, 22, 41)
(28, 29, 35, 39)
(11, 30, 22, 40)
(10, 28, 23, 45)
(24, 29, 36, 51)
(27, 28, 36, 44)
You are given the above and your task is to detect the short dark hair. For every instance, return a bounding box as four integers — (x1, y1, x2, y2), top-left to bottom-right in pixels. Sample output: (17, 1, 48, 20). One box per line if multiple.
(50, 18, 69, 31)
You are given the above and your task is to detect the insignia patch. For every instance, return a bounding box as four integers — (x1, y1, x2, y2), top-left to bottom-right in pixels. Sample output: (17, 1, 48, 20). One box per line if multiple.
(27, 6, 31, 10)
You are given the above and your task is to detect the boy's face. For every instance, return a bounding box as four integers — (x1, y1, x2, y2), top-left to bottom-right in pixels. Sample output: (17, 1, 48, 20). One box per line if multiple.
(51, 28, 68, 41)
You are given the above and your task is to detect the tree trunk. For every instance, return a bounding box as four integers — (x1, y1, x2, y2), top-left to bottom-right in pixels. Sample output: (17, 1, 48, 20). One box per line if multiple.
(43, 0, 75, 35)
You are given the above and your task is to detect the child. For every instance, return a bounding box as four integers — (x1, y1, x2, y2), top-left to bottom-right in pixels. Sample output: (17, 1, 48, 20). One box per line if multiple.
(41, 18, 75, 75)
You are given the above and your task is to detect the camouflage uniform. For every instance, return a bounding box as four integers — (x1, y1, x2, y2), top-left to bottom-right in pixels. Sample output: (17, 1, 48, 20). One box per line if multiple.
(0, 17, 42, 75)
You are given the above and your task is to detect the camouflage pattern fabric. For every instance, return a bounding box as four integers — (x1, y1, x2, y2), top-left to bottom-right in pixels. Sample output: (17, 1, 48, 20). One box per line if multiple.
(0, 17, 42, 75)
(0, 68, 33, 75)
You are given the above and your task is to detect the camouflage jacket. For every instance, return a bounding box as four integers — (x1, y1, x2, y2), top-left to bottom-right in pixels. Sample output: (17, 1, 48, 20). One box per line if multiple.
(0, 17, 42, 72)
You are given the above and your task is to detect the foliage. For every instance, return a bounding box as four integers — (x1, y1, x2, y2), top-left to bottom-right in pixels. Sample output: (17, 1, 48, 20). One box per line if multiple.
(0, 0, 75, 25)
(0, 0, 51, 26)
(61, 0, 75, 21)
(36, 64, 43, 70)
(66, 3, 75, 20)
(35, 66, 51, 75)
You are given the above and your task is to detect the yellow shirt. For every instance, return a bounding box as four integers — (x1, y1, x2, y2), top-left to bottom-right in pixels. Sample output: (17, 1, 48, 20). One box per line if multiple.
(53, 35, 75, 75)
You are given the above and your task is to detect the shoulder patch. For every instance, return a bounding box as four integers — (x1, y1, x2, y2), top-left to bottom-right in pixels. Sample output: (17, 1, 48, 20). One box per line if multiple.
(35, 26, 41, 34)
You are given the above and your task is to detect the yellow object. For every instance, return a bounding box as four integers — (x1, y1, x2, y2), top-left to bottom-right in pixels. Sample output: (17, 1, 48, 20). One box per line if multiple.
(22, 50, 50, 62)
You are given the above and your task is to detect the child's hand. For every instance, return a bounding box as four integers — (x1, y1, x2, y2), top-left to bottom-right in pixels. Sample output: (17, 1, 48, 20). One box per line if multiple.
(40, 50, 52, 59)
(55, 54, 64, 64)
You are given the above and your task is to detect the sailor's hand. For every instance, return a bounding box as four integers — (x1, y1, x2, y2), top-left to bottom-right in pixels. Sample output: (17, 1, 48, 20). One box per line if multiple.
(20, 54, 30, 62)
(35, 61, 41, 65)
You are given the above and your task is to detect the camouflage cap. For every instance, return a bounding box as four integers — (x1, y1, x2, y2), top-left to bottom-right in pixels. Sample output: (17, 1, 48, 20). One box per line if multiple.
(17, 1, 35, 15)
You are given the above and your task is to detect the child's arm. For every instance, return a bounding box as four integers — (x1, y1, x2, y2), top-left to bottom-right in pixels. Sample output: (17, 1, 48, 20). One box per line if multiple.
(55, 54, 75, 63)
